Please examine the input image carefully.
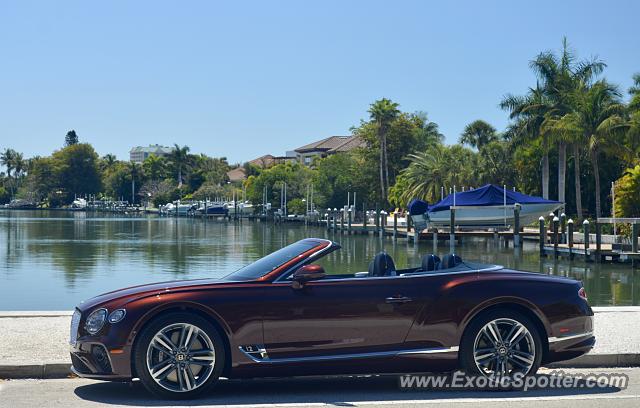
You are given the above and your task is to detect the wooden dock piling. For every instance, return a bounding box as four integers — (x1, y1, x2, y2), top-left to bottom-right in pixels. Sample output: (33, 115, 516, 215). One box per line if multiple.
(393, 213, 398, 239)
(595, 221, 602, 262)
(583, 219, 590, 252)
(539, 216, 545, 256)
(513, 204, 521, 247)
(553, 216, 559, 258)
(450, 208, 456, 249)
(568, 219, 574, 258)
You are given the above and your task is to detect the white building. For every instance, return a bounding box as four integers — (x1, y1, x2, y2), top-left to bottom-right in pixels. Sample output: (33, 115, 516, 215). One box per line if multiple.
(129, 144, 174, 163)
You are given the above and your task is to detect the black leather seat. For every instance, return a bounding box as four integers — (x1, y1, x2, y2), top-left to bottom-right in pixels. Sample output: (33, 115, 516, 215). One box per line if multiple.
(421, 254, 441, 271)
(438, 254, 462, 270)
(368, 252, 396, 277)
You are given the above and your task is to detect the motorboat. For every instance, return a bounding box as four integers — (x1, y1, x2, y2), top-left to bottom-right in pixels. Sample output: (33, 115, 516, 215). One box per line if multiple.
(409, 184, 562, 230)
(71, 198, 87, 209)
(160, 202, 196, 216)
(195, 201, 229, 216)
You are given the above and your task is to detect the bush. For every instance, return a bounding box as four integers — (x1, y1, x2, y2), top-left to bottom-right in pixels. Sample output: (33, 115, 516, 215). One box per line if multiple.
(287, 198, 306, 215)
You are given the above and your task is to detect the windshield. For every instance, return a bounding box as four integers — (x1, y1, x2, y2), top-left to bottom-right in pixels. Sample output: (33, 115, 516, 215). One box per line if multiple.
(223, 240, 321, 281)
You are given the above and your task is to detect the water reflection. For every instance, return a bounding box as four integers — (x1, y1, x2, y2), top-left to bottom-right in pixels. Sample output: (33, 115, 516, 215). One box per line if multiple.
(0, 210, 637, 310)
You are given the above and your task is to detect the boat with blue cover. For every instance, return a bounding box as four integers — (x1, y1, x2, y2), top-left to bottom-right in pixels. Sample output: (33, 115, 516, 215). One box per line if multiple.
(409, 184, 562, 229)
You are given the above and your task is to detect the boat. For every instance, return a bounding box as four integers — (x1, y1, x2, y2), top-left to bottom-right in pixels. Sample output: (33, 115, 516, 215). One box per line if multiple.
(160, 202, 196, 216)
(226, 201, 255, 216)
(195, 201, 229, 216)
(71, 198, 87, 209)
(409, 184, 562, 230)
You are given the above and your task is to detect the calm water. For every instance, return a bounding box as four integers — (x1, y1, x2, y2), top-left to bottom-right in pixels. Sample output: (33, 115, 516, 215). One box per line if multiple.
(0, 210, 638, 310)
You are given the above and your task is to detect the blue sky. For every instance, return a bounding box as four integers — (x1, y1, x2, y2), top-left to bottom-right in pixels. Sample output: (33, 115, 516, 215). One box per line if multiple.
(1, 0, 639, 164)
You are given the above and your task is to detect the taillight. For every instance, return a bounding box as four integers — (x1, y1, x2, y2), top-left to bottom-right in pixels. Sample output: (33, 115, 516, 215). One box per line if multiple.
(578, 287, 588, 301)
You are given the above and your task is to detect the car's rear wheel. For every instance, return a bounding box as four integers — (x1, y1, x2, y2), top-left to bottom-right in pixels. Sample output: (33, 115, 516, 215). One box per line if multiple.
(460, 309, 542, 381)
(134, 312, 225, 399)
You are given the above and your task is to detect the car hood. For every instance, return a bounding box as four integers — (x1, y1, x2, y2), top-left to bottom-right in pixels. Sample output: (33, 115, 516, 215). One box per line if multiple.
(76, 278, 228, 312)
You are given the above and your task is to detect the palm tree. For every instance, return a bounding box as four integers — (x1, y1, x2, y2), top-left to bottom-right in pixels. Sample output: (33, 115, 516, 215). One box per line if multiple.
(168, 144, 190, 187)
(368, 98, 400, 202)
(12, 152, 25, 179)
(142, 154, 166, 181)
(501, 86, 552, 198)
(1, 148, 15, 179)
(128, 161, 141, 204)
(459, 120, 498, 149)
(0, 148, 17, 197)
(102, 154, 117, 170)
(561, 80, 627, 218)
(528, 38, 605, 207)
(628, 73, 640, 155)
(400, 145, 478, 204)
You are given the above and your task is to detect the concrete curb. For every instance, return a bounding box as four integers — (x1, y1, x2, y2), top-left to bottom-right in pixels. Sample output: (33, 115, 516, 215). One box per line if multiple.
(0, 311, 72, 318)
(0, 363, 70, 379)
(1, 354, 638, 380)
(546, 353, 640, 368)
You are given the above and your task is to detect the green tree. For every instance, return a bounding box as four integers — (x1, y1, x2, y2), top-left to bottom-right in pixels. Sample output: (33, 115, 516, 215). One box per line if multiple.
(627, 73, 640, 156)
(614, 164, 640, 218)
(398, 144, 479, 205)
(52, 143, 102, 203)
(65, 130, 79, 146)
(559, 80, 627, 218)
(142, 154, 167, 181)
(528, 38, 605, 208)
(101, 154, 117, 172)
(287, 198, 305, 215)
(354, 111, 440, 205)
(168, 144, 190, 187)
(244, 162, 313, 209)
(501, 86, 552, 199)
(459, 120, 499, 149)
(367, 98, 400, 203)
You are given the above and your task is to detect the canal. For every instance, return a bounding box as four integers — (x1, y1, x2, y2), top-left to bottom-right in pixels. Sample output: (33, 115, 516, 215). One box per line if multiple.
(0, 210, 638, 310)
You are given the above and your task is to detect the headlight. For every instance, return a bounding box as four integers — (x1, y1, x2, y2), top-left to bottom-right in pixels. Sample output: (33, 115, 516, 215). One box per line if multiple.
(84, 308, 107, 334)
(108, 309, 126, 323)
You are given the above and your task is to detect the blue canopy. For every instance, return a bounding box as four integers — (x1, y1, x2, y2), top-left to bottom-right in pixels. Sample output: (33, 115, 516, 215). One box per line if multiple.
(408, 198, 430, 216)
(420, 184, 560, 213)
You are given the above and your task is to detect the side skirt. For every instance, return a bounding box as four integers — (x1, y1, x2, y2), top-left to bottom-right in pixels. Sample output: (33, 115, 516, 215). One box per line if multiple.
(239, 345, 459, 364)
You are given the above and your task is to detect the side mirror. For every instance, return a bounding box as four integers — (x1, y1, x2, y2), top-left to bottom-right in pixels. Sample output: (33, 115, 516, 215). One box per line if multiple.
(291, 264, 326, 289)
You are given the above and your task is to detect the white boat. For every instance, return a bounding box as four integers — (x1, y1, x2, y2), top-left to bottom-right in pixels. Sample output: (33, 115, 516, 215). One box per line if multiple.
(226, 201, 255, 216)
(71, 198, 87, 209)
(422, 203, 562, 227)
(409, 184, 563, 230)
(160, 202, 194, 216)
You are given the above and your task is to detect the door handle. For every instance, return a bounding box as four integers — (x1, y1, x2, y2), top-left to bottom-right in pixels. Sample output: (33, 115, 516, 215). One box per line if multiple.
(385, 296, 413, 304)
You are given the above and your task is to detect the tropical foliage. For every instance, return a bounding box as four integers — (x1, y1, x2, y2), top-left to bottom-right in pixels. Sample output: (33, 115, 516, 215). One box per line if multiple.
(1, 39, 639, 219)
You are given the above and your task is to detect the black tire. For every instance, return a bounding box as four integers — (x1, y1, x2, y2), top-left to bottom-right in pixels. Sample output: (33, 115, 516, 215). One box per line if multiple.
(134, 312, 226, 399)
(460, 309, 543, 382)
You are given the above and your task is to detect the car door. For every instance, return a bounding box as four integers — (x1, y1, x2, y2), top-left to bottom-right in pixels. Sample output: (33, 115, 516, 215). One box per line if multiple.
(261, 274, 425, 360)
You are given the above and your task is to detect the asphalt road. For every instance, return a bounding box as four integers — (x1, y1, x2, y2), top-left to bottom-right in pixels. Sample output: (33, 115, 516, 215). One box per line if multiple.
(1, 368, 639, 408)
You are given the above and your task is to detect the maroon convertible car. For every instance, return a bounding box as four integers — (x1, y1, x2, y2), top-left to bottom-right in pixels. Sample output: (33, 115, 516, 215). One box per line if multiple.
(70, 238, 594, 398)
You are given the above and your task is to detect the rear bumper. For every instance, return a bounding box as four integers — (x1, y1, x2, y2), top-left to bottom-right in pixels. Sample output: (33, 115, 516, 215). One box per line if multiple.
(545, 332, 596, 364)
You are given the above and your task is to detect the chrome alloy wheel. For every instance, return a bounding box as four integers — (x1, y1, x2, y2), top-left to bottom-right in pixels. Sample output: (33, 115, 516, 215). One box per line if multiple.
(473, 318, 536, 378)
(146, 323, 216, 393)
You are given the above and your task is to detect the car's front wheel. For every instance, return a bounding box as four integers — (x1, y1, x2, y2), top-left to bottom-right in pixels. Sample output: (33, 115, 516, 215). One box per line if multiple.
(460, 309, 542, 381)
(134, 312, 226, 399)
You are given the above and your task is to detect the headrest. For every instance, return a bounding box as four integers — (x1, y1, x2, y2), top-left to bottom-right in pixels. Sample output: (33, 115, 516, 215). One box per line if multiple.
(368, 252, 396, 277)
(421, 254, 441, 272)
(439, 254, 462, 269)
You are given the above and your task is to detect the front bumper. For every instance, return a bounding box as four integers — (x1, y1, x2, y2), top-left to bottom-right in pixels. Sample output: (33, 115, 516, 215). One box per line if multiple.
(70, 340, 133, 380)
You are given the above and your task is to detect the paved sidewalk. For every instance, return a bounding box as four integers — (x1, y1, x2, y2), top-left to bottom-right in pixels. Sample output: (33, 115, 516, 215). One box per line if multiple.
(0, 307, 639, 378)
